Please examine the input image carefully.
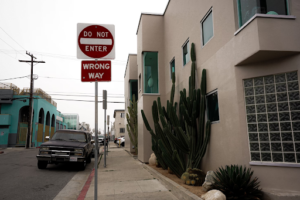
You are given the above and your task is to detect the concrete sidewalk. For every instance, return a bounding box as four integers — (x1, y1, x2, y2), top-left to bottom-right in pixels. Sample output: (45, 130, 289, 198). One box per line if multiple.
(85, 143, 178, 200)
(54, 142, 179, 200)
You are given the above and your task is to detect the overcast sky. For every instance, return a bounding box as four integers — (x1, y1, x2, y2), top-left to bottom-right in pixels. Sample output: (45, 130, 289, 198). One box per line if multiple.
(0, 0, 169, 134)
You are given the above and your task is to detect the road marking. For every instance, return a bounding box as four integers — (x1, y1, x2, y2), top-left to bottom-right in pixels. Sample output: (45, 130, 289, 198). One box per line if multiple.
(77, 168, 95, 200)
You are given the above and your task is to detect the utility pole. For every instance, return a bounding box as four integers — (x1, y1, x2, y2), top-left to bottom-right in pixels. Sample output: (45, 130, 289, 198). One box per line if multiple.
(19, 52, 45, 149)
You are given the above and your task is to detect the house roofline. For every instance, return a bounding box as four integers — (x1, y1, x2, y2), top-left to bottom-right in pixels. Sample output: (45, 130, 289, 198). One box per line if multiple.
(136, 0, 170, 35)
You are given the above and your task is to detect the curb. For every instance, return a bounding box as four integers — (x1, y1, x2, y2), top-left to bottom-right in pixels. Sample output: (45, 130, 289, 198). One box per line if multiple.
(143, 164, 203, 200)
(124, 150, 138, 158)
(77, 168, 95, 200)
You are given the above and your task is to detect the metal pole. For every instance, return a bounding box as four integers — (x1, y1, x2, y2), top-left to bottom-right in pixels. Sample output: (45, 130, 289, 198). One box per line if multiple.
(107, 126, 109, 153)
(26, 55, 34, 149)
(94, 81, 98, 200)
(104, 108, 106, 168)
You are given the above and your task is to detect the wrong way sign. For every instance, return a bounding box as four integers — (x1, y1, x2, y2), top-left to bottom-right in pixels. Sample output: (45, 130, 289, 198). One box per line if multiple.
(81, 60, 111, 82)
(77, 23, 115, 59)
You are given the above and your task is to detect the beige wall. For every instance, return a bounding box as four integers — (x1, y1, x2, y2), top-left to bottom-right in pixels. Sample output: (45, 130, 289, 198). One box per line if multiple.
(114, 110, 125, 139)
(124, 55, 138, 153)
(128, 0, 300, 194)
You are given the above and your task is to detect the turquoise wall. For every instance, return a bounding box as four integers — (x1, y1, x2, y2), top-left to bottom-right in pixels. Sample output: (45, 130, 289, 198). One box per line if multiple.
(0, 95, 68, 147)
(0, 128, 9, 147)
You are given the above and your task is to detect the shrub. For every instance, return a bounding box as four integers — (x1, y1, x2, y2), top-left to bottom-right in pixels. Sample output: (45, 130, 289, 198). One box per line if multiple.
(212, 165, 263, 200)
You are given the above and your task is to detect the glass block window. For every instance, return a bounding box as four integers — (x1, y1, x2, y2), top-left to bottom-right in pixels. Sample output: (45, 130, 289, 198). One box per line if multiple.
(237, 0, 289, 27)
(143, 52, 159, 93)
(244, 71, 300, 164)
(207, 90, 219, 122)
(182, 40, 190, 66)
(170, 58, 175, 80)
(202, 10, 214, 45)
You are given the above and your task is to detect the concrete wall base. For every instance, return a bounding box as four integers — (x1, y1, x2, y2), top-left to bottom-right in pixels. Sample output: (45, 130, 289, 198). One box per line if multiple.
(264, 190, 300, 200)
(143, 164, 203, 200)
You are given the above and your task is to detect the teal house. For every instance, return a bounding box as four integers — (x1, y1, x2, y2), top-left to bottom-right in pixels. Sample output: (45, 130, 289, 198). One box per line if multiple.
(0, 86, 68, 148)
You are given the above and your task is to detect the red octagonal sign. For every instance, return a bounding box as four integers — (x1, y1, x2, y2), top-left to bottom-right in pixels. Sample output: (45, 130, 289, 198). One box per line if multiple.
(77, 23, 115, 59)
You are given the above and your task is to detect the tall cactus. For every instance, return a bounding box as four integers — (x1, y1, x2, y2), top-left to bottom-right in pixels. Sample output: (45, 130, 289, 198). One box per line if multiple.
(141, 43, 211, 178)
(126, 94, 138, 154)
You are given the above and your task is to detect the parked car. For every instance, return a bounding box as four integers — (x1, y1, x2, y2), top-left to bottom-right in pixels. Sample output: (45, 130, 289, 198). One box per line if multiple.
(116, 137, 125, 147)
(91, 136, 100, 158)
(98, 135, 104, 145)
(114, 136, 124, 143)
(36, 130, 94, 170)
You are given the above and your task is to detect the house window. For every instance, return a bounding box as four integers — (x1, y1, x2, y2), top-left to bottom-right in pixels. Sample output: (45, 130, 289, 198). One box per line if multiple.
(182, 40, 190, 66)
(244, 71, 300, 164)
(170, 58, 175, 79)
(143, 52, 159, 93)
(201, 9, 214, 45)
(237, 0, 289, 27)
(207, 90, 219, 122)
(120, 128, 125, 133)
(120, 113, 125, 118)
(130, 80, 138, 101)
(139, 74, 141, 91)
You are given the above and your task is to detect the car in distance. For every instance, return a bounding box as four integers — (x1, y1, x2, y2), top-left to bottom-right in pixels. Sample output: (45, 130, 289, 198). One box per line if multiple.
(36, 130, 94, 170)
(98, 135, 104, 145)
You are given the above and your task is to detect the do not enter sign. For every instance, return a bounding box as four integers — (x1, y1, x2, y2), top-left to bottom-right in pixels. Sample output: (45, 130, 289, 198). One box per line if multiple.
(81, 60, 111, 82)
(77, 23, 115, 59)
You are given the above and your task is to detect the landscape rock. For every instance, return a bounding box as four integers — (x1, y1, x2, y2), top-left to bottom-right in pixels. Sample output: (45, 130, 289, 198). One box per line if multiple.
(201, 190, 226, 200)
(148, 153, 156, 166)
(202, 171, 215, 192)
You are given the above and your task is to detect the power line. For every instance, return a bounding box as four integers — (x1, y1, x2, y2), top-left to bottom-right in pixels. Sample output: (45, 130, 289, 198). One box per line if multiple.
(0, 27, 26, 50)
(38, 76, 123, 82)
(10, 96, 125, 103)
(0, 37, 25, 57)
(0, 50, 19, 60)
(0, 75, 28, 81)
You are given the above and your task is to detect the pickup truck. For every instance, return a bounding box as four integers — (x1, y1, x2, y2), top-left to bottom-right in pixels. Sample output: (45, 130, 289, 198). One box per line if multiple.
(36, 130, 94, 170)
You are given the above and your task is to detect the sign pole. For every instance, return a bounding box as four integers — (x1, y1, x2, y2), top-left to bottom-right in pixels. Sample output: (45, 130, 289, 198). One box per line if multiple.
(94, 80, 98, 200)
(103, 90, 107, 168)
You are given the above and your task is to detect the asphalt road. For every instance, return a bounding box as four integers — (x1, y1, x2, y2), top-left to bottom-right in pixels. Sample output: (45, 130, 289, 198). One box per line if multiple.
(0, 147, 90, 200)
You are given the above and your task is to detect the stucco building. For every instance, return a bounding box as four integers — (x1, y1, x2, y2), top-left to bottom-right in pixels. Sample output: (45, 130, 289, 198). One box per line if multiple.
(124, 0, 300, 198)
(0, 84, 68, 147)
(113, 109, 125, 139)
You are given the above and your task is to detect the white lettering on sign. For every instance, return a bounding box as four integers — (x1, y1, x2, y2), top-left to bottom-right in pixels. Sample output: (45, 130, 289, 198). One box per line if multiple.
(97, 32, 109, 37)
(88, 73, 104, 79)
(83, 31, 92, 37)
(85, 46, 107, 52)
(83, 63, 110, 70)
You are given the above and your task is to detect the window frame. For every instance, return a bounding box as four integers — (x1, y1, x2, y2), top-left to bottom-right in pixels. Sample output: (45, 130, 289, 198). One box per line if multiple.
(120, 128, 125, 133)
(182, 39, 190, 67)
(237, 0, 290, 27)
(206, 89, 220, 124)
(201, 7, 214, 46)
(170, 57, 175, 80)
(243, 71, 300, 166)
(142, 51, 159, 94)
(139, 74, 141, 93)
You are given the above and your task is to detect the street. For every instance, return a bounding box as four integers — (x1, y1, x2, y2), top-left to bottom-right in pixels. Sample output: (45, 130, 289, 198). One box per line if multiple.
(0, 148, 93, 200)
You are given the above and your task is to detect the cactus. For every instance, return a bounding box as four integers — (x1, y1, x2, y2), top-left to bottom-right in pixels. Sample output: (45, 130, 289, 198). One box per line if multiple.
(141, 43, 211, 182)
(126, 94, 138, 154)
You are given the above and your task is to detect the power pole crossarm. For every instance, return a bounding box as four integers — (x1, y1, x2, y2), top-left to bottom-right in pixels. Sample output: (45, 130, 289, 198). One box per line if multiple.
(19, 52, 45, 149)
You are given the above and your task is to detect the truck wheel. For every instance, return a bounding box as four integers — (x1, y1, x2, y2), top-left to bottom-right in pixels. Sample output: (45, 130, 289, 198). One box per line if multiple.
(79, 158, 87, 171)
(38, 161, 48, 169)
(87, 153, 92, 163)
